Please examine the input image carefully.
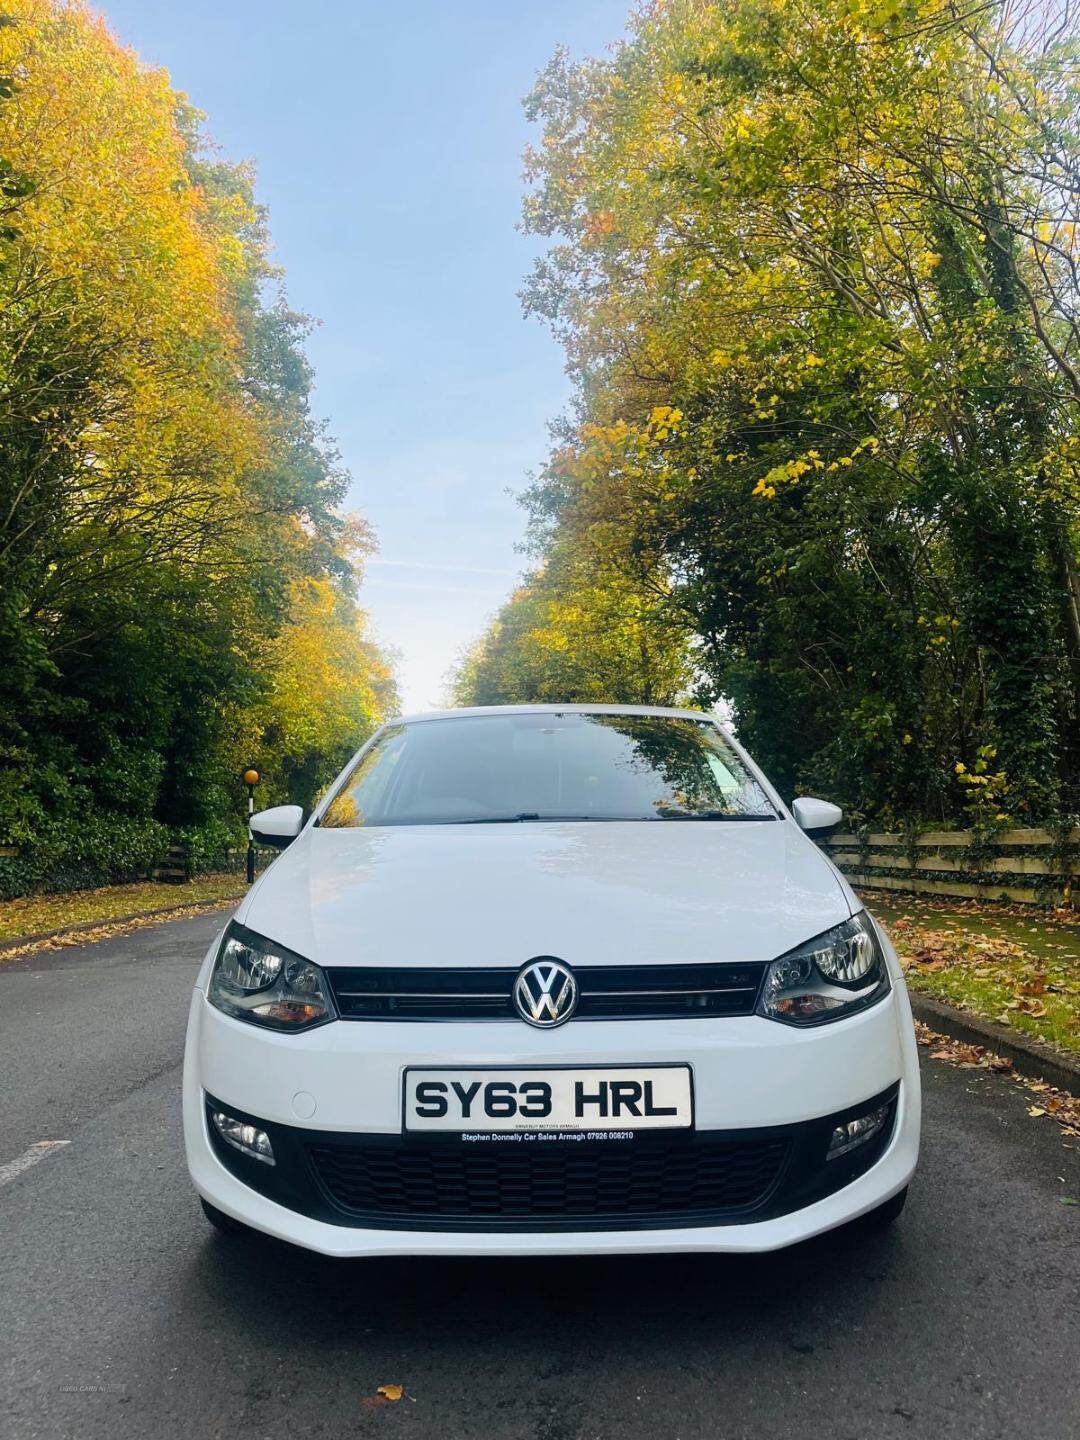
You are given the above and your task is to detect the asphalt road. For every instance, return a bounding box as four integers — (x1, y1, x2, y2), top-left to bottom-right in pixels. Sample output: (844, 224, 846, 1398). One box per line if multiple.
(1, 912, 1078, 1440)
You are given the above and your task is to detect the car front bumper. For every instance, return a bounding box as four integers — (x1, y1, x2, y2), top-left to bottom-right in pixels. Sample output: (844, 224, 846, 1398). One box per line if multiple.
(183, 947, 921, 1257)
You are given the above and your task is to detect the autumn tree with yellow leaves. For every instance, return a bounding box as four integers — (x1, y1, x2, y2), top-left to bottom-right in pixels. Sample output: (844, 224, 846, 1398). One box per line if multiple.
(0, 1, 395, 894)
(459, 0, 1080, 825)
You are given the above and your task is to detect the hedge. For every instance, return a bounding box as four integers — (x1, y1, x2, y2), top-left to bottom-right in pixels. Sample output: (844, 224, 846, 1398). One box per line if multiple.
(0, 813, 249, 900)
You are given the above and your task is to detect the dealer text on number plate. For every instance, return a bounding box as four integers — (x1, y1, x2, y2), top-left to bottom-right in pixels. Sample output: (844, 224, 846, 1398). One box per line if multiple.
(403, 1066, 693, 1134)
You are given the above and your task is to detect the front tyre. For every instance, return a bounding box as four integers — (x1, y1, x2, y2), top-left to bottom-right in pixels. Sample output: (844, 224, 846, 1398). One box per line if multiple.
(859, 1185, 908, 1230)
(199, 1196, 249, 1235)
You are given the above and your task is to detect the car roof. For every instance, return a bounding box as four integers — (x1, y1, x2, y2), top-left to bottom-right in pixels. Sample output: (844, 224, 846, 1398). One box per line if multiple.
(392, 703, 720, 727)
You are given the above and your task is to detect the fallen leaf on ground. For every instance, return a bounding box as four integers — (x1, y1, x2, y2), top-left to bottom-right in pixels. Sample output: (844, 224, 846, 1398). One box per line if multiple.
(916, 1022, 1080, 1138)
(952, 1043, 987, 1066)
(0, 898, 239, 962)
(377, 1385, 404, 1402)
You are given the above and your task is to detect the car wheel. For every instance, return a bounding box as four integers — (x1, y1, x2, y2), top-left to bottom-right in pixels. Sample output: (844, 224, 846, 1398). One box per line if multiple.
(199, 1197, 248, 1235)
(860, 1185, 908, 1230)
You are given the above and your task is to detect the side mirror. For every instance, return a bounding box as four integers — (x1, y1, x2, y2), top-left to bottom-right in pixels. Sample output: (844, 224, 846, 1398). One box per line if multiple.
(792, 796, 843, 835)
(250, 804, 304, 849)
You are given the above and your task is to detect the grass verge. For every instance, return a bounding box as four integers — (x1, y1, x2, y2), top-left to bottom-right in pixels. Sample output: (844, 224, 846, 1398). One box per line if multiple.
(863, 890, 1080, 1057)
(0, 873, 245, 945)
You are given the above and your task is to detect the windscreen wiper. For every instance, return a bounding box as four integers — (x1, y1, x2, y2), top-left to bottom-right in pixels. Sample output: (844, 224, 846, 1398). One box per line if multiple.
(453, 811, 777, 824)
(653, 809, 778, 821)
(454, 813, 626, 824)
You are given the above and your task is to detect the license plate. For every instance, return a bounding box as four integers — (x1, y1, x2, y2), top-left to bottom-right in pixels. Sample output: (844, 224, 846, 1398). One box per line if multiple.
(403, 1065, 693, 1134)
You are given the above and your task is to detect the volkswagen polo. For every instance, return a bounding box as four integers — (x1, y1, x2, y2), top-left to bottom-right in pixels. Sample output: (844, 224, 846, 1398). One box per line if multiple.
(183, 704, 920, 1255)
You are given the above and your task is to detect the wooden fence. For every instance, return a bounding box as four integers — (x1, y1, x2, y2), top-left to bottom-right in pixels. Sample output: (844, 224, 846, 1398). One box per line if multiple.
(820, 828, 1080, 906)
(152, 844, 280, 883)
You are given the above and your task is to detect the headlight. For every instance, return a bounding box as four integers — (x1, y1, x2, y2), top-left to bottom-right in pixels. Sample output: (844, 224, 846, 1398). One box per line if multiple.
(757, 912, 890, 1026)
(207, 922, 335, 1031)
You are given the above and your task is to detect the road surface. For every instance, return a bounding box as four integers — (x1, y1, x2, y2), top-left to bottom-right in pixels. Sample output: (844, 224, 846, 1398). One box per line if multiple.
(1, 911, 1077, 1440)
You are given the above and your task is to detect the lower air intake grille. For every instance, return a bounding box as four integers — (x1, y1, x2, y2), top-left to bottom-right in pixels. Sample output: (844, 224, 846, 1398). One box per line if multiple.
(306, 1132, 789, 1230)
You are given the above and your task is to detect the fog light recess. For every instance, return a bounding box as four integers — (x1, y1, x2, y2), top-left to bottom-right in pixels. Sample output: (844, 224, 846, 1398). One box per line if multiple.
(211, 1109, 275, 1165)
(826, 1103, 890, 1161)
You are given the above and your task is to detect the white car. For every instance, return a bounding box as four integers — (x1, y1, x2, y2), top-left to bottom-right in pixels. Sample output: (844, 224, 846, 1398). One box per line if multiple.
(183, 704, 920, 1256)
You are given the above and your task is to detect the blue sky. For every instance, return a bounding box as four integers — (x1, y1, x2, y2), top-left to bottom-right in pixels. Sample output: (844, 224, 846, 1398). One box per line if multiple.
(99, 0, 632, 711)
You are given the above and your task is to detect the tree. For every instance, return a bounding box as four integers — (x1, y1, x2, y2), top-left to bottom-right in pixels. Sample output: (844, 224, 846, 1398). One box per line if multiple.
(513, 0, 1080, 821)
(452, 443, 695, 709)
(0, 1, 395, 894)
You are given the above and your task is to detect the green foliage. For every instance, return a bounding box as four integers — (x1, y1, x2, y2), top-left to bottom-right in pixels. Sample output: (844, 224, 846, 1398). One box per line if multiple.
(178, 818, 248, 878)
(0, 2, 397, 897)
(494, 0, 1080, 823)
(0, 814, 170, 903)
(452, 539, 694, 708)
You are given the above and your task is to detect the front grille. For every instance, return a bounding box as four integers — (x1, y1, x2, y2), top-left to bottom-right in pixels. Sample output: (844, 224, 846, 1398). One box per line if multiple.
(327, 962, 767, 1022)
(306, 1132, 789, 1229)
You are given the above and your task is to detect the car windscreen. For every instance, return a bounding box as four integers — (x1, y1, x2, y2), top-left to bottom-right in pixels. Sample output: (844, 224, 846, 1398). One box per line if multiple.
(318, 712, 776, 827)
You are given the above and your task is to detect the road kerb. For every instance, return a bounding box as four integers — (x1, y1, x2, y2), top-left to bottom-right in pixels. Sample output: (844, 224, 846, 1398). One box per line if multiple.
(0, 895, 242, 958)
(909, 991, 1080, 1097)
